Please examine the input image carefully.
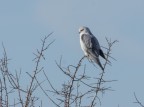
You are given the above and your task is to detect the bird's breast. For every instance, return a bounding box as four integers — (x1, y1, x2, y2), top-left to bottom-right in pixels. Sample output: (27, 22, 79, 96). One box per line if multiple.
(80, 38, 88, 56)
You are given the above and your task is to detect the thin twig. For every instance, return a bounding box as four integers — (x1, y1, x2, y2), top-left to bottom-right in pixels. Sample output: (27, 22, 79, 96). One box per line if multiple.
(134, 92, 144, 107)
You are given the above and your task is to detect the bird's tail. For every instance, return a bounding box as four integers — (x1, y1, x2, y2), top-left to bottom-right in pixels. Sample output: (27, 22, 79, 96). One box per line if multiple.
(93, 57, 104, 71)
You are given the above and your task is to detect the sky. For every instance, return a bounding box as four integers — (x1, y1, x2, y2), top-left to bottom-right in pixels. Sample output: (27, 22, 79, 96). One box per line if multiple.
(0, 0, 144, 107)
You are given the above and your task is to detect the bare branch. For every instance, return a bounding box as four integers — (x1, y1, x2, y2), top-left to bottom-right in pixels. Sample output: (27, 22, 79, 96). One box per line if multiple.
(134, 92, 144, 107)
(25, 33, 54, 107)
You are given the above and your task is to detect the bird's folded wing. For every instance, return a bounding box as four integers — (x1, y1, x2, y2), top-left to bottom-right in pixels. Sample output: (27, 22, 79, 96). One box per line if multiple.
(81, 34, 100, 57)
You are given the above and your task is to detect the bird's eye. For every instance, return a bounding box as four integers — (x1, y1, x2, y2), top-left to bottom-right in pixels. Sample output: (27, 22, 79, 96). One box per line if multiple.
(79, 28, 84, 34)
(80, 29, 84, 32)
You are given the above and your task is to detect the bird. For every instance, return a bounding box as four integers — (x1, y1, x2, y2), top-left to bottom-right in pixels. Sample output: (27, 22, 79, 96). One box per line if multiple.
(79, 26, 106, 70)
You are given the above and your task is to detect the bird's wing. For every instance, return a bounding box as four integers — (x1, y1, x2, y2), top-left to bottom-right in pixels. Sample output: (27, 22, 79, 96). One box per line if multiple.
(81, 34, 100, 57)
(91, 36, 106, 59)
(91, 36, 101, 55)
(99, 49, 106, 59)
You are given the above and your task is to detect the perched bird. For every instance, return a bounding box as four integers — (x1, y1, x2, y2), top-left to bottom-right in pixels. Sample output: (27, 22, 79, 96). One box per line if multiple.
(79, 26, 106, 70)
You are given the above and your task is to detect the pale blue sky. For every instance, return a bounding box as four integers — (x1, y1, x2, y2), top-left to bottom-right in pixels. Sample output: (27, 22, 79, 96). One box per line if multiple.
(0, 0, 144, 107)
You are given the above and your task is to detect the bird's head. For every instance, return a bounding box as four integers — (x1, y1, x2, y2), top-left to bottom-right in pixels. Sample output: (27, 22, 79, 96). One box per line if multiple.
(79, 26, 92, 35)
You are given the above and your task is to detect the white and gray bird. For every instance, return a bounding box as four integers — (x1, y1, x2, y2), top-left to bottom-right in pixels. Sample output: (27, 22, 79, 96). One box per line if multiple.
(79, 26, 106, 70)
